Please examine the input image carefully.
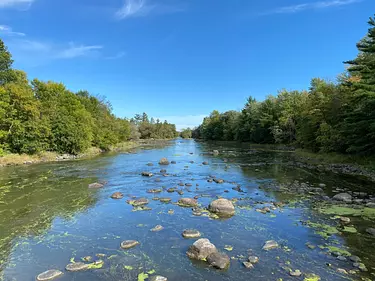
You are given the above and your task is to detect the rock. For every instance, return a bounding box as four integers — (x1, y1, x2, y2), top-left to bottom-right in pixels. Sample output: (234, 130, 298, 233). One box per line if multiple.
(141, 172, 153, 177)
(366, 228, 375, 236)
(147, 162, 154, 166)
(243, 262, 254, 269)
(111, 192, 124, 199)
(207, 179, 213, 183)
(262, 240, 279, 250)
(336, 268, 348, 274)
(202, 161, 209, 165)
(353, 263, 368, 272)
(332, 193, 352, 202)
(340, 217, 351, 224)
(178, 182, 184, 186)
(120, 240, 139, 249)
(88, 182, 104, 189)
(155, 178, 161, 182)
(208, 199, 235, 217)
(168, 209, 174, 214)
(213, 150, 219, 155)
(248, 256, 259, 264)
(207, 252, 230, 269)
(178, 198, 198, 207)
(149, 276, 168, 281)
(319, 183, 326, 188)
(159, 158, 170, 165)
(177, 190, 184, 195)
(82, 256, 92, 262)
(213, 178, 224, 184)
(131, 198, 149, 206)
(147, 189, 162, 194)
(349, 256, 361, 262)
(151, 225, 164, 232)
(289, 269, 302, 277)
(160, 197, 172, 203)
(337, 256, 347, 261)
(167, 188, 176, 193)
(186, 238, 217, 260)
(185, 183, 192, 187)
(36, 270, 63, 281)
(65, 262, 89, 272)
(366, 202, 375, 208)
(132, 206, 152, 212)
(190, 161, 194, 164)
(160, 169, 167, 173)
(171, 161, 176, 164)
(182, 229, 201, 238)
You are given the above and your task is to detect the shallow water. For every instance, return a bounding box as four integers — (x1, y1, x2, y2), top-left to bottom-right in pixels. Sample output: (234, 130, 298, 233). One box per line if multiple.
(0, 139, 374, 281)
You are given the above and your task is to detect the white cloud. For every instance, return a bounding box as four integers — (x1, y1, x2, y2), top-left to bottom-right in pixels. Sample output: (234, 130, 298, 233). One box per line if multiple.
(262, 0, 362, 15)
(0, 25, 25, 36)
(115, 0, 184, 20)
(57, 43, 103, 59)
(156, 114, 207, 131)
(0, 0, 34, 9)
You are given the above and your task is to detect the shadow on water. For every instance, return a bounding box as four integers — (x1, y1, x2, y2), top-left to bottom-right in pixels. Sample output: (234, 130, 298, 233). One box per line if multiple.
(0, 139, 374, 281)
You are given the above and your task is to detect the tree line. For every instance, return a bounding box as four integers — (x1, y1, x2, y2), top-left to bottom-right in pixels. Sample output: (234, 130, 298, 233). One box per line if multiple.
(193, 14, 375, 156)
(0, 40, 177, 155)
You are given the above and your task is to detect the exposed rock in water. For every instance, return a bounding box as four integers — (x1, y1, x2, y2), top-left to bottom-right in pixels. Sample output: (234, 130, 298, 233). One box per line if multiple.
(147, 189, 162, 194)
(130, 198, 149, 206)
(332, 193, 352, 202)
(289, 269, 302, 277)
(336, 268, 348, 274)
(262, 240, 279, 250)
(159, 158, 170, 165)
(160, 197, 172, 203)
(132, 206, 152, 212)
(167, 188, 176, 193)
(366, 202, 375, 208)
(147, 162, 154, 166)
(171, 161, 177, 164)
(151, 225, 164, 232)
(178, 182, 184, 186)
(178, 198, 198, 207)
(208, 199, 235, 217)
(243, 262, 254, 269)
(213, 150, 219, 155)
(186, 238, 217, 260)
(202, 161, 209, 165)
(36, 270, 63, 281)
(182, 229, 201, 238)
(340, 217, 350, 224)
(185, 183, 192, 187)
(149, 276, 168, 281)
(65, 262, 89, 272)
(349, 256, 361, 262)
(207, 179, 213, 183)
(141, 172, 153, 177)
(248, 256, 259, 264)
(111, 192, 124, 199)
(213, 178, 224, 184)
(120, 240, 139, 249)
(88, 182, 104, 189)
(366, 228, 375, 236)
(207, 252, 230, 269)
(160, 169, 167, 173)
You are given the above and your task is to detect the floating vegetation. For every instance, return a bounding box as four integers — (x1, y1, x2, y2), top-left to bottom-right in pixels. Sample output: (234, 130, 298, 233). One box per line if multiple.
(318, 205, 375, 220)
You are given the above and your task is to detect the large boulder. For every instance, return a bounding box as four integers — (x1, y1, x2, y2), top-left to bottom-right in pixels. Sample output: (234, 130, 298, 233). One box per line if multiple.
(186, 238, 217, 260)
(159, 158, 170, 165)
(207, 252, 230, 269)
(208, 199, 235, 217)
(36, 270, 63, 281)
(332, 193, 352, 202)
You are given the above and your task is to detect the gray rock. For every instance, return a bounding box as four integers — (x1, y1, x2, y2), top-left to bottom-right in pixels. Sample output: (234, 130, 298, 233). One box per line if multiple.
(88, 182, 104, 189)
(213, 150, 219, 155)
(65, 262, 89, 272)
(337, 256, 347, 261)
(141, 172, 153, 177)
(130, 198, 149, 206)
(202, 161, 209, 165)
(171, 161, 176, 164)
(159, 158, 170, 165)
(289, 269, 302, 277)
(120, 240, 139, 249)
(151, 225, 164, 232)
(213, 178, 224, 184)
(207, 252, 230, 269)
(336, 268, 348, 274)
(262, 240, 279, 250)
(160, 169, 167, 173)
(149, 276, 168, 281)
(36, 270, 63, 281)
(111, 192, 123, 199)
(248, 256, 259, 264)
(366, 228, 375, 236)
(332, 193, 352, 202)
(147, 162, 154, 166)
(366, 202, 375, 208)
(319, 183, 326, 188)
(349, 256, 361, 262)
(186, 238, 217, 260)
(340, 217, 351, 224)
(178, 198, 198, 207)
(182, 229, 201, 238)
(208, 199, 235, 217)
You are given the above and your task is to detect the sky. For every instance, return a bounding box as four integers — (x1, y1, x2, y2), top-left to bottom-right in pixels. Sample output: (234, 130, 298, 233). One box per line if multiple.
(0, 0, 373, 130)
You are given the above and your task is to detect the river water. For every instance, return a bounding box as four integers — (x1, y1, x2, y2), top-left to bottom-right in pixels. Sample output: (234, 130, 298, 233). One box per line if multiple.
(0, 139, 374, 281)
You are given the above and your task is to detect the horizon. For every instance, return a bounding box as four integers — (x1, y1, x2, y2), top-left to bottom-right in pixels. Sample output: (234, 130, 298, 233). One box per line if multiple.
(1, 0, 372, 130)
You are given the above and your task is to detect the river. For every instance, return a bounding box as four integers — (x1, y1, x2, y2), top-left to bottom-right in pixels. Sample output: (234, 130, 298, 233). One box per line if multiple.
(0, 139, 374, 281)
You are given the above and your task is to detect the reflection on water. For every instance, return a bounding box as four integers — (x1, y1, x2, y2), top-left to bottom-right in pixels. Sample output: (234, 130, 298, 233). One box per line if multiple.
(0, 139, 374, 281)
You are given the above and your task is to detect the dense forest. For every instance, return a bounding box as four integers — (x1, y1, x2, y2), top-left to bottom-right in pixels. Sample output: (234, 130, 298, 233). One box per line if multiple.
(0, 41, 177, 156)
(193, 14, 375, 156)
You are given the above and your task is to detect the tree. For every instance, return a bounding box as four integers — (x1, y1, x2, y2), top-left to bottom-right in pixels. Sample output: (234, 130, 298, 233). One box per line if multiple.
(0, 39, 14, 85)
(180, 128, 192, 139)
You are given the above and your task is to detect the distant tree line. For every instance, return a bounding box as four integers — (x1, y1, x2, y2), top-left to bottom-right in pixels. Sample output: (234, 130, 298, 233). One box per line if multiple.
(0, 40, 177, 155)
(180, 128, 192, 139)
(193, 14, 375, 156)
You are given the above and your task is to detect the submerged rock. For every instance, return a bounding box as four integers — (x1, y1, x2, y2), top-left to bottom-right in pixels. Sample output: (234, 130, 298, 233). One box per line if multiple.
(182, 229, 201, 238)
(149, 276, 168, 281)
(159, 158, 170, 165)
(111, 192, 124, 199)
(248, 256, 259, 264)
(36, 270, 63, 281)
(186, 238, 217, 260)
(208, 199, 235, 217)
(147, 162, 154, 166)
(65, 262, 89, 272)
(202, 161, 209, 165)
(151, 225, 164, 232)
(141, 172, 153, 177)
(207, 252, 230, 269)
(120, 240, 139, 249)
(178, 198, 198, 207)
(263, 240, 279, 250)
(160, 169, 167, 173)
(171, 161, 177, 164)
(88, 182, 104, 189)
(333, 193, 352, 202)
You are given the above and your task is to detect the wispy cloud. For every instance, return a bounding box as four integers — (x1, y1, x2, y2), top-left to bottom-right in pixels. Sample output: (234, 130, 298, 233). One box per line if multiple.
(115, 0, 184, 20)
(156, 114, 206, 131)
(57, 43, 103, 59)
(0, 25, 25, 36)
(0, 0, 34, 9)
(262, 0, 362, 15)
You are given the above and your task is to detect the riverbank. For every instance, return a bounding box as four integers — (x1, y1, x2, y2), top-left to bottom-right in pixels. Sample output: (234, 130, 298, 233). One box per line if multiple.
(0, 140, 173, 168)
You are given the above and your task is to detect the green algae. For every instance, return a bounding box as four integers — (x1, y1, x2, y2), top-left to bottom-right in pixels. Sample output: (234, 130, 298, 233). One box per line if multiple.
(324, 246, 351, 256)
(304, 273, 321, 281)
(342, 226, 357, 233)
(137, 272, 148, 281)
(124, 265, 133, 270)
(306, 221, 339, 239)
(318, 205, 375, 220)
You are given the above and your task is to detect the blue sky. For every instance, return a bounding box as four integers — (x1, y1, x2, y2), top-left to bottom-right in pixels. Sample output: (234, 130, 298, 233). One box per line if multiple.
(0, 0, 372, 130)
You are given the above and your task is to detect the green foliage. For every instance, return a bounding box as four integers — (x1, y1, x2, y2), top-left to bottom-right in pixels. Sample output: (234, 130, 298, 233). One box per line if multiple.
(180, 128, 192, 139)
(193, 14, 375, 156)
(0, 39, 177, 155)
